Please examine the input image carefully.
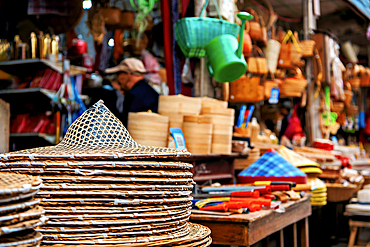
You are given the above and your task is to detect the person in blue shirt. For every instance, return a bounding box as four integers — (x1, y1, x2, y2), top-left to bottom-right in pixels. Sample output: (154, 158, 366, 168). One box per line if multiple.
(105, 58, 159, 126)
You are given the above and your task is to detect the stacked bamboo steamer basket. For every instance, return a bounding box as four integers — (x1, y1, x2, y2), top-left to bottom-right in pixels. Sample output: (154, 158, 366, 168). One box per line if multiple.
(201, 107, 235, 155)
(182, 115, 213, 154)
(0, 173, 45, 247)
(0, 101, 211, 247)
(158, 95, 201, 129)
(128, 112, 169, 147)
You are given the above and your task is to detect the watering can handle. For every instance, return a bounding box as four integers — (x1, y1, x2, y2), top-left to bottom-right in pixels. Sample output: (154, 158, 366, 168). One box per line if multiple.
(206, 61, 214, 77)
(236, 12, 254, 59)
(199, 0, 222, 19)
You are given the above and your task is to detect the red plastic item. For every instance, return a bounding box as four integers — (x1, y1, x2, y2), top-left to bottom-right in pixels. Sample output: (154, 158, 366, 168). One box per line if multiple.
(69, 38, 88, 55)
(252, 186, 271, 194)
(200, 204, 228, 212)
(238, 176, 307, 185)
(270, 184, 291, 191)
(266, 148, 276, 153)
(313, 141, 334, 151)
(230, 197, 272, 207)
(249, 204, 262, 212)
(224, 202, 242, 209)
(230, 191, 260, 197)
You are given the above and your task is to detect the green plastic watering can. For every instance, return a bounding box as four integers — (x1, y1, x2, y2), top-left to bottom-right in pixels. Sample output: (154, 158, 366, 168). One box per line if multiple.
(205, 12, 253, 83)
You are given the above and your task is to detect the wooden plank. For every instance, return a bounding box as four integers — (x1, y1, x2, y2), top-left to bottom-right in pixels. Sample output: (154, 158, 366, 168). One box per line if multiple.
(191, 196, 311, 223)
(0, 99, 9, 153)
(348, 225, 358, 247)
(247, 197, 311, 245)
(280, 229, 284, 247)
(190, 221, 248, 246)
(300, 217, 309, 247)
(293, 222, 298, 247)
(350, 220, 370, 228)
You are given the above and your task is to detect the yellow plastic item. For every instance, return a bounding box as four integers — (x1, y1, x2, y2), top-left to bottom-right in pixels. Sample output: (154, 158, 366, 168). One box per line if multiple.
(278, 146, 320, 167)
(299, 167, 323, 175)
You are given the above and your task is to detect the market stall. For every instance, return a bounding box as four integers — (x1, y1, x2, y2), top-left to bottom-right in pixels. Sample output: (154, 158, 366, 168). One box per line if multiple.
(0, 0, 370, 246)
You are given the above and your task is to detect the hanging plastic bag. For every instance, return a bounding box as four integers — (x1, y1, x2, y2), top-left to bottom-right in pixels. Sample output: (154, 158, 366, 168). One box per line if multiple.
(141, 49, 161, 84)
(181, 58, 193, 84)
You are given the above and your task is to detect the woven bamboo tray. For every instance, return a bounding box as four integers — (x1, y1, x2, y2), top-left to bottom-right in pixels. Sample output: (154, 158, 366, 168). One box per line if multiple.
(0, 230, 42, 247)
(41, 183, 193, 191)
(3, 167, 192, 177)
(41, 223, 188, 241)
(42, 202, 192, 214)
(0, 173, 42, 196)
(0, 217, 46, 236)
(0, 160, 193, 169)
(0, 190, 38, 204)
(0, 199, 40, 214)
(0, 206, 43, 226)
(40, 223, 210, 247)
(38, 196, 192, 206)
(38, 218, 189, 233)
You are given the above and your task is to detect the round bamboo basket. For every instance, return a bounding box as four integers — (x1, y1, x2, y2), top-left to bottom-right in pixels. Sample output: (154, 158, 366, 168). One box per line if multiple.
(327, 180, 363, 202)
(128, 112, 169, 147)
(200, 97, 228, 109)
(201, 114, 234, 126)
(158, 95, 202, 116)
(182, 116, 213, 155)
(211, 124, 233, 155)
(201, 107, 235, 117)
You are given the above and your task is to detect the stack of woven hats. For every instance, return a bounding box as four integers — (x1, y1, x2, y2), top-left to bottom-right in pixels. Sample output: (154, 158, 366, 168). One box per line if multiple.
(0, 100, 211, 247)
(0, 173, 45, 247)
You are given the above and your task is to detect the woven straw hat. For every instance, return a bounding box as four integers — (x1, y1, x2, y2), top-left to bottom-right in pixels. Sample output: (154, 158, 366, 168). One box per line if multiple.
(0, 100, 189, 162)
(0, 101, 211, 246)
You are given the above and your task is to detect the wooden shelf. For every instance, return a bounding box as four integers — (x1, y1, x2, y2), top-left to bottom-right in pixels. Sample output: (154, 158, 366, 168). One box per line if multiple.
(0, 88, 89, 114)
(0, 59, 87, 77)
(10, 132, 55, 151)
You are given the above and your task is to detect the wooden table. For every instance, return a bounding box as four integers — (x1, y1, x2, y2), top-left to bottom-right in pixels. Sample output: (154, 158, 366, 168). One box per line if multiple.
(190, 195, 312, 246)
(173, 153, 248, 183)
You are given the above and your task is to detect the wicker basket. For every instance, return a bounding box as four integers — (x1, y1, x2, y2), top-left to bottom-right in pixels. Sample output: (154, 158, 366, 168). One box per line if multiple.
(348, 77, 360, 88)
(331, 102, 344, 114)
(327, 179, 364, 202)
(280, 68, 307, 97)
(299, 40, 315, 57)
(346, 105, 359, 117)
(174, 0, 239, 58)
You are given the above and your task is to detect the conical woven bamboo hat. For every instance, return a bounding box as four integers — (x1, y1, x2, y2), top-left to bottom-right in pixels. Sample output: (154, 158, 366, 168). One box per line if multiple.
(0, 100, 190, 161)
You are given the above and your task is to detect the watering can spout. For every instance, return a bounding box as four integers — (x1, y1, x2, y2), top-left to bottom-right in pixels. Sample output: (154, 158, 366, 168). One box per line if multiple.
(236, 12, 254, 59)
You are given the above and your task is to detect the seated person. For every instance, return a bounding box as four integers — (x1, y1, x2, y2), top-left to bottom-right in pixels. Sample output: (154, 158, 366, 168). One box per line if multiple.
(105, 58, 159, 126)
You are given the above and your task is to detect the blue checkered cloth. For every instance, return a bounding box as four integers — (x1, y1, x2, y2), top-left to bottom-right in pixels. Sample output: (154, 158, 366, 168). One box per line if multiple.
(239, 152, 306, 177)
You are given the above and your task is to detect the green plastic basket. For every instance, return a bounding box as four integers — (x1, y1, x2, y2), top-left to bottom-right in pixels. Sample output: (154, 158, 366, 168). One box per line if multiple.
(175, 0, 240, 58)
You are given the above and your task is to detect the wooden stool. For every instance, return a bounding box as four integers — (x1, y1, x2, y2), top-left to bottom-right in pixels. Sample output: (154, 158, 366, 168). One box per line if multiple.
(348, 219, 370, 247)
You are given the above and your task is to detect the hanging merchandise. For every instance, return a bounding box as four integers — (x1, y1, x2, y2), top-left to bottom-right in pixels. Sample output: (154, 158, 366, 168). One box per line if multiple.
(344, 82, 353, 107)
(86, 9, 106, 45)
(205, 12, 252, 82)
(130, 0, 157, 35)
(264, 73, 282, 101)
(246, 46, 268, 75)
(174, 0, 240, 58)
(241, 22, 253, 57)
(229, 74, 263, 102)
(299, 39, 315, 57)
(280, 68, 307, 98)
(245, 8, 262, 41)
(278, 30, 302, 69)
(100, 4, 121, 26)
(265, 39, 281, 74)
